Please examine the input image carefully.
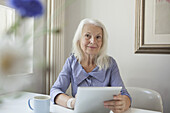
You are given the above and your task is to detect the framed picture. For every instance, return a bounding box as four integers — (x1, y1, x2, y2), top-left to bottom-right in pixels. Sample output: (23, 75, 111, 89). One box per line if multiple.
(135, 0, 170, 54)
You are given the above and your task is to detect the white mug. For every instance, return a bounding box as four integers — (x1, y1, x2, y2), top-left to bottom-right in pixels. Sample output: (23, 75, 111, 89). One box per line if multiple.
(28, 95, 51, 113)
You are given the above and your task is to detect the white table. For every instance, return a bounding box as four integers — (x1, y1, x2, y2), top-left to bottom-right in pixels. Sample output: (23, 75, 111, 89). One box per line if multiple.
(0, 92, 161, 113)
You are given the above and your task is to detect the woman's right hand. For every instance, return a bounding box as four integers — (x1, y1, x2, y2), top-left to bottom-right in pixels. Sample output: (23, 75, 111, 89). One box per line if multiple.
(71, 98, 76, 108)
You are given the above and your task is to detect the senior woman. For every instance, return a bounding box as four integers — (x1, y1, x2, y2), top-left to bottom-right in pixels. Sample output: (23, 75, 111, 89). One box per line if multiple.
(50, 18, 131, 113)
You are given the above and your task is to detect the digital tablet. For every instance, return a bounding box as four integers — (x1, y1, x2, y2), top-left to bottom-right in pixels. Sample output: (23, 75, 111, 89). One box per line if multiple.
(74, 87, 122, 113)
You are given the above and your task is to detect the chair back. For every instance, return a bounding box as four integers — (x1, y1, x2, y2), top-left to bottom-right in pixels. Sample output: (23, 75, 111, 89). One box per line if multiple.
(127, 87, 163, 112)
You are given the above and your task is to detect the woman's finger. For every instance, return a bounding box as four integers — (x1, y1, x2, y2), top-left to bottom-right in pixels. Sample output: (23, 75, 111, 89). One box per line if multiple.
(104, 100, 115, 106)
(113, 104, 124, 110)
(113, 109, 124, 113)
(104, 100, 124, 106)
(113, 95, 123, 101)
(104, 101, 125, 111)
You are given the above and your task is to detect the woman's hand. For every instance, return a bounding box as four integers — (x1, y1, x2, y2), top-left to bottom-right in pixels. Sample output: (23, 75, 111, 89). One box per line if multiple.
(71, 98, 76, 108)
(71, 94, 77, 108)
(104, 94, 131, 113)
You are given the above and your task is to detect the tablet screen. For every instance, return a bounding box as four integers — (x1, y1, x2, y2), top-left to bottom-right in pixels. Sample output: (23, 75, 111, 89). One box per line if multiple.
(74, 87, 122, 113)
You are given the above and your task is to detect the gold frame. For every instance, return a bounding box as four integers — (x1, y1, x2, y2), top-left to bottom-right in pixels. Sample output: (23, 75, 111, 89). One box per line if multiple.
(135, 0, 170, 54)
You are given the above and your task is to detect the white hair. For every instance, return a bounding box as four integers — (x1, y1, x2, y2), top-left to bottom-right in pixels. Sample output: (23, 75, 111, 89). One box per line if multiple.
(72, 18, 110, 70)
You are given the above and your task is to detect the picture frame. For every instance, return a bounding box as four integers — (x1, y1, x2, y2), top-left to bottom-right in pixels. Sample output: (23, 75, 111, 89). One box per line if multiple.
(135, 0, 170, 54)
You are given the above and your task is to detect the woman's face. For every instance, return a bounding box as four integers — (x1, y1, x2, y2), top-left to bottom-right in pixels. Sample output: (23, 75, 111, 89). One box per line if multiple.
(79, 24, 103, 56)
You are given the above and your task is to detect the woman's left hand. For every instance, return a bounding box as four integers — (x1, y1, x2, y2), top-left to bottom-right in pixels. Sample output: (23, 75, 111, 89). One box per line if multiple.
(104, 94, 131, 113)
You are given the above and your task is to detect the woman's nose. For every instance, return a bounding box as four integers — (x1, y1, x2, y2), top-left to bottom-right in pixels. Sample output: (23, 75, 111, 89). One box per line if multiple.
(90, 36, 96, 44)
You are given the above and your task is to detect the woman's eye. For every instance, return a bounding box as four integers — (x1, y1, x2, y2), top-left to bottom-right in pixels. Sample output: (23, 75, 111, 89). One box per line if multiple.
(96, 36, 101, 39)
(85, 34, 90, 38)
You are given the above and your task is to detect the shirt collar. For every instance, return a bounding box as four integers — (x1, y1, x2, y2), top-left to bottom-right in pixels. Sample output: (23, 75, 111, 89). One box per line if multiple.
(74, 65, 106, 85)
(89, 69, 106, 82)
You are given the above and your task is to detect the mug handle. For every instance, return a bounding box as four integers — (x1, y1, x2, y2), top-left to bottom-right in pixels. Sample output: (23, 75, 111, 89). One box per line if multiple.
(28, 99, 34, 110)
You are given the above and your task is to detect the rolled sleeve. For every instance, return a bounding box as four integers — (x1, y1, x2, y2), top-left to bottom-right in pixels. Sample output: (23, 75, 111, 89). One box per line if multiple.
(50, 57, 72, 103)
(121, 88, 132, 104)
(50, 88, 64, 103)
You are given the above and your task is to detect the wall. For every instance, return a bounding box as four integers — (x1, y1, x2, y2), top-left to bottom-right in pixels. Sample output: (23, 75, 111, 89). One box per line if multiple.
(64, 0, 170, 112)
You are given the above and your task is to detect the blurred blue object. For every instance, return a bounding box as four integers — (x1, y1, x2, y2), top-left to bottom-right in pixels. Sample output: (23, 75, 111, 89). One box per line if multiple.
(8, 0, 44, 17)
